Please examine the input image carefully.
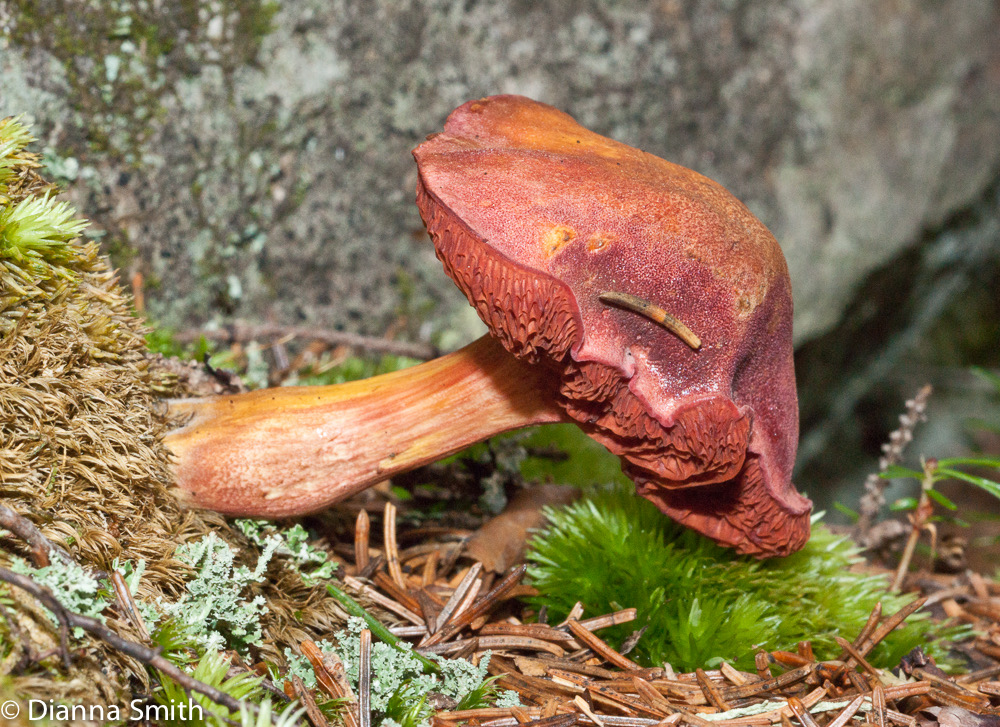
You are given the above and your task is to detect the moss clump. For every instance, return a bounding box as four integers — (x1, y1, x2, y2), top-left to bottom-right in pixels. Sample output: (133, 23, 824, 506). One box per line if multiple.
(0, 117, 347, 709)
(526, 484, 967, 672)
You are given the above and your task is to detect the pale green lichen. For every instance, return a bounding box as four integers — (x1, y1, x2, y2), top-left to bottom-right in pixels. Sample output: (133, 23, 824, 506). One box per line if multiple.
(235, 520, 337, 585)
(160, 532, 281, 652)
(330, 617, 519, 726)
(8, 557, 107, 637)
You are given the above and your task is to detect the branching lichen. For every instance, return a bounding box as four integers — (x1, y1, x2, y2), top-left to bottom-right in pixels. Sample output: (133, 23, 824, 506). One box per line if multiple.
(8, 557, 107, 637)
(161, 533, 280, 653)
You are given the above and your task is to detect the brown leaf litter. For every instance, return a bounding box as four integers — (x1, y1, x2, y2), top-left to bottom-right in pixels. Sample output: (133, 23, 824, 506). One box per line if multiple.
(316, 502, 1000, 727)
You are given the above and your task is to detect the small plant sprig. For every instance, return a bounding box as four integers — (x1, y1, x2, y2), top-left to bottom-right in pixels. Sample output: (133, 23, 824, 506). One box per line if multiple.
(884, 455, 1000, 591)
(855, 385, 932, 539)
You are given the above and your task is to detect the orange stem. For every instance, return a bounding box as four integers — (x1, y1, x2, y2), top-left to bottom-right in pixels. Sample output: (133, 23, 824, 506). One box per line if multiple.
(165, 335, 565, 517)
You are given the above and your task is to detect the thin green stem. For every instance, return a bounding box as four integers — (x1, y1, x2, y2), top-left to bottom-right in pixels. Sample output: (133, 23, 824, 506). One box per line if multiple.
(325, 582, 440, 674)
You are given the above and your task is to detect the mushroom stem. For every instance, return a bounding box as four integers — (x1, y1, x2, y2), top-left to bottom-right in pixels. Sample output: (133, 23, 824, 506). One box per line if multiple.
(165, 335, 566, 517)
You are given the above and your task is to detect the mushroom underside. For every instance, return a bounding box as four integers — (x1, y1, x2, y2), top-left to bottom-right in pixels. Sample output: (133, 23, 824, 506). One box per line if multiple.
(418, 176, 807, 556)
(634, 455, 812, 557)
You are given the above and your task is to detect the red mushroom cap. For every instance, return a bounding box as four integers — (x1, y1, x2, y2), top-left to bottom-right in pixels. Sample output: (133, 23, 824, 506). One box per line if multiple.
(413, 95, 810, 556)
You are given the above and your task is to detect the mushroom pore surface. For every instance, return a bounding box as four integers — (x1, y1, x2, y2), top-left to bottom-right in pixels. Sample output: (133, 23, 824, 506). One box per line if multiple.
(413, 95, 811, 557)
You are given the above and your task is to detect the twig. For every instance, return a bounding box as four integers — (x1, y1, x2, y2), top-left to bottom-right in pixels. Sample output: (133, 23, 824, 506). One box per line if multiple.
(722, 664, 814, 700)
(0, 503, 76, 568)
(435, 563, 483, 634)
(354, 510, 370, 573)
(856, 597, 928, 658)
(0, 598, 32, 672)
(836, 602, 882, 664)
(343, 575, 425, 627)
(0, 566, 251, 717)
(302, 641, 358, 727)
(384, 503, 405, 591)
(566, 619, 642, 672)
(694, 668, 730, 711)
(111, 570, 150, 642)
(421, 565, 526, 647)
(174, 323, 439, 360)
(825, 694, 864, 727)
(291, 675, 329, 727)
(871, 684, 887, 727)
(786, 697, 820, 727)
(358, 629, 372, 727)
(833, 636, 880, 677)
(577, 609, 637, 632)
(890, 459, 936, 592)
(573, 696, 605, 727)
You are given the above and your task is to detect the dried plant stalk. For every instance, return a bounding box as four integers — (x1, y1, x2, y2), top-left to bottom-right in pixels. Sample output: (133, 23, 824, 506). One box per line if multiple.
(856, 385, 932, 539)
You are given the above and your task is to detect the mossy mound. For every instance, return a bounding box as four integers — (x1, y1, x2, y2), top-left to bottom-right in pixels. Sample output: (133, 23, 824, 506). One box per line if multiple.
(0, 117, 347, 709)
(526, 483, 969, 673)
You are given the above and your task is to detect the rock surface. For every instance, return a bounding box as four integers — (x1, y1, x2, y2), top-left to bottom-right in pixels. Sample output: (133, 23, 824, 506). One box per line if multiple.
(3, 0, 997, 345)
(2, 0, 999, 502)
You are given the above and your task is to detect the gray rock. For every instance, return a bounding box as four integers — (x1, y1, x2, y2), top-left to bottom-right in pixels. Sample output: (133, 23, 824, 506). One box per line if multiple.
(3, 1, 1000, 513)
(3, 0, 996, 347)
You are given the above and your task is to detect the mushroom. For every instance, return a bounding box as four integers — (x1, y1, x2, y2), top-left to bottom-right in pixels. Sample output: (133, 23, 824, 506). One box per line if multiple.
(165, 95, 811, 557)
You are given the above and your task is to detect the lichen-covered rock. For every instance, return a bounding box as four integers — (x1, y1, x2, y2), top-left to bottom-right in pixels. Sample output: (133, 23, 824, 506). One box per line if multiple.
(1, 0, 997, 346)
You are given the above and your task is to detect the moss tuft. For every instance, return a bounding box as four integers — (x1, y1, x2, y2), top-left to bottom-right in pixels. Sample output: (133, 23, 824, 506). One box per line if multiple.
(0, 116, 348, 708)
(526, 484, 969, 672)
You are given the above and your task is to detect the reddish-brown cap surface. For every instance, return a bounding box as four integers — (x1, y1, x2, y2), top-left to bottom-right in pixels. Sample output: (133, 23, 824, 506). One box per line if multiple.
(413, 95, 810, 556)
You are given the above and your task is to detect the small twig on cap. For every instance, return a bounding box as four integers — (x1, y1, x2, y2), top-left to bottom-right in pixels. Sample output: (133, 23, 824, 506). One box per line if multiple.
(598, 292, 701, 349)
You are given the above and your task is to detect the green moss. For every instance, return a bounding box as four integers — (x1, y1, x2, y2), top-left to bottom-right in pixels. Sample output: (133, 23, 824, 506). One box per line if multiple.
(516, 423, 631, 488)
(526, 485, 970, 672)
